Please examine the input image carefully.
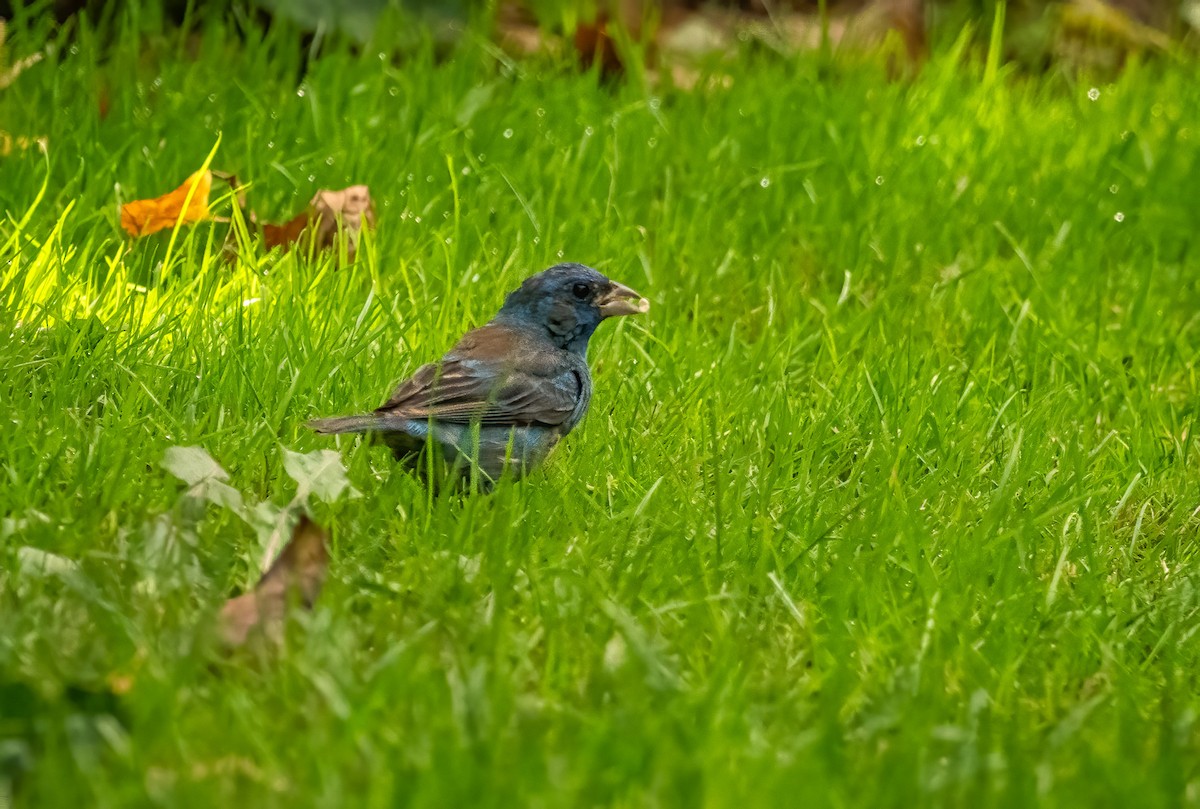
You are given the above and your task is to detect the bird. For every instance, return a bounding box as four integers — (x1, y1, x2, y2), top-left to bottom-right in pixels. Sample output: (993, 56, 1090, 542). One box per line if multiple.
(309, 263, 649, 484)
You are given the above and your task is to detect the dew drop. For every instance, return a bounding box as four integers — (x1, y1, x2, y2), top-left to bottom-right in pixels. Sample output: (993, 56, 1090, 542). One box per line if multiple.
(414, 216, 422, 223)
(1114, 212, 1125, 222)
(297, 87, 306, 97)
(378, 52, 387, 60)
(1087, 87, 1100, 101)
(557, 250, 564, 258)
(307, 174, 315, 182)
(388, 87, 399, 97)
(584, 126, 595, 136)
(533, 237, 540, 245)
(503, 128, 514, 139)
(1109, 184, 1119, 193)
(266, 141, 275, 149)
(648, 138, 658, 147)
(325, 156, 334, 165)
(875, 176, 885, 185)
(426, 175, 434, 183)
(536, 108, 546, 117)
(649, 97, 661, 112)
(207, 93, 217, 103)
(760, 177, 770, 188)
(444, 237, 452, 244)
(461, 166, 471, 176)
(915, 135, 926, 146)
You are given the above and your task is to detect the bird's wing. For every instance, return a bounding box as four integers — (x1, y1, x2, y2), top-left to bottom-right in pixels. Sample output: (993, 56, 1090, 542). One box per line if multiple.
(377, 356, 582, 428)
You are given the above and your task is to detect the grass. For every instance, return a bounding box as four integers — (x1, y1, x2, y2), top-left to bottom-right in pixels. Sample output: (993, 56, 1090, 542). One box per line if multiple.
(2, 8, 1200, 807)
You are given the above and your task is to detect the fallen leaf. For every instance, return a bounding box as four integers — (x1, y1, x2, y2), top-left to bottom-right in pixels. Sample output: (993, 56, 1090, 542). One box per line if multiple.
(574, 14, 626, 76)
(218, 515, 330, 648)
(161, 445, 245, 513)
(121, 169, 213, 238)
(282, 448, 359, 505)
(496, 2, 551, 57)
(261, 184, 375, 262)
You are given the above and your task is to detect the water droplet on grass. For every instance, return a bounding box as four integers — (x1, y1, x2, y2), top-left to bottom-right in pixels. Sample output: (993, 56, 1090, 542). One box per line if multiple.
(388, 87, 398, 97)
(325, 157, 334, 165)
(297, 87, 306, 97)
(1114, 212, 1125, 222)
(875, 176, 885, 185)
(503, 128, 513, 138)
(915, 135, 926, 146)
(584, 126, 594, 136)
(307, 174, 315, 182)
(536, 108, 546, 117)
(1109, 184, 1119, 193)
(760, 177, 770, 188)
(1087, 87, 1100, 101)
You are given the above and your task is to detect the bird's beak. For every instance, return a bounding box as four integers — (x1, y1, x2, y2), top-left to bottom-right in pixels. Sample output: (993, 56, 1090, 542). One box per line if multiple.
(597, 280, 650, 318)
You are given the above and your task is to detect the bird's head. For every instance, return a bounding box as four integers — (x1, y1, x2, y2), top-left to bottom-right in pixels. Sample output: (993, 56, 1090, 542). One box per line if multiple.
(496, 263, 650, 353)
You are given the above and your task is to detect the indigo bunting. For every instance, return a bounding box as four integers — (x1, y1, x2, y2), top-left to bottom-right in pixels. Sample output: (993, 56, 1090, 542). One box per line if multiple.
(309, 263, 649, 482)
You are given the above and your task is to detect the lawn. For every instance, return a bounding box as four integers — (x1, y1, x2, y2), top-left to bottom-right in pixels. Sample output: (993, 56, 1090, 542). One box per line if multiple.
(1, 8, 1199, 807)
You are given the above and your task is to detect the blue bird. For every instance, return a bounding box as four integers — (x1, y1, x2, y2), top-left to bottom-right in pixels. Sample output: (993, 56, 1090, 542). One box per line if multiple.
(309, 263, 649, 483)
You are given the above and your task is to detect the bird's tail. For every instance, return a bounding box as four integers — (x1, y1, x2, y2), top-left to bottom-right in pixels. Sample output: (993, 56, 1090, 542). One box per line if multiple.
(307, 414, 382, 434)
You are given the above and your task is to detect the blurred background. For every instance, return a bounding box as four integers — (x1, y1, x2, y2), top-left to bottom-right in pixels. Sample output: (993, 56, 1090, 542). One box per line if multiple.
(2, 0, 1198, 75)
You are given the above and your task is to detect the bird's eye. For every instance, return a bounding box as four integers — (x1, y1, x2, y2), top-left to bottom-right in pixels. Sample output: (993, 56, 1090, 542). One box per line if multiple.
(572, 282, 591, 300)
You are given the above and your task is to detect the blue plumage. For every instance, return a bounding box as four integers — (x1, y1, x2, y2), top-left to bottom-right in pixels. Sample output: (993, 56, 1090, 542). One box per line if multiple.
(309, 263, 649, 483)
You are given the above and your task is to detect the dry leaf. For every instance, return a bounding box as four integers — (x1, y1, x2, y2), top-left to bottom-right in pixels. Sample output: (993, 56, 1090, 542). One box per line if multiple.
(120, 169, 213, 238)
(261, 184, 375, 262)
(218, 515, 330, 648)
(496, 2, 552, 57)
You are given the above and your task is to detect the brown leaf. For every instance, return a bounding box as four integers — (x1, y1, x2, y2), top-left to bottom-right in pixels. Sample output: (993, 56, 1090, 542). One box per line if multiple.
(120, 170, 213, 238)
(496, 2, 552, 57)
(574, 15, 626, 75)
(218, 515, 330, 648)
(261, 185, 376, 262)
(574, 0, 649, 76)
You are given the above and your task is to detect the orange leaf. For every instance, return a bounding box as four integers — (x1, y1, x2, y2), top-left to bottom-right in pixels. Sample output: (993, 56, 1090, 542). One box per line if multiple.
(120, 169, 213, 238)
